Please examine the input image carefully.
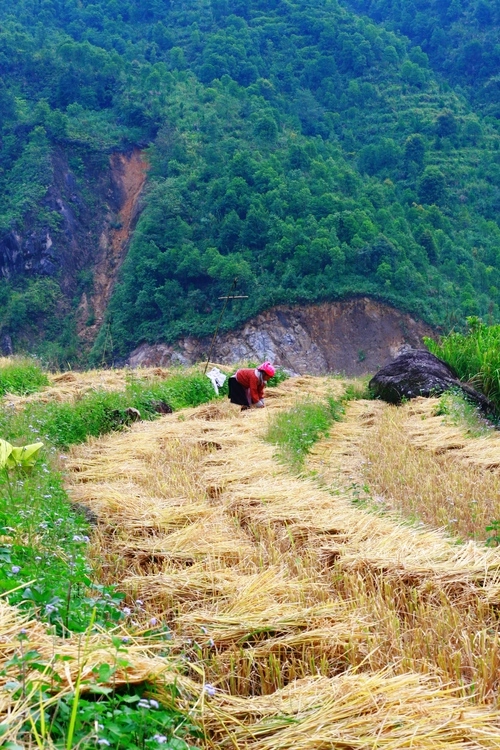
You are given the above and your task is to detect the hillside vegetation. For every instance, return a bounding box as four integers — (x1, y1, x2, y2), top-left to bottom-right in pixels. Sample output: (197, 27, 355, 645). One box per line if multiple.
(1, 0, 500, 362)
(341, 0, 500, 116)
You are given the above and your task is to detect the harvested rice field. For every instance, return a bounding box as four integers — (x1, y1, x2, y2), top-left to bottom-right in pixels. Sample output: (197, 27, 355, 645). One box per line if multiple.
(63, 375, 500, 747)
(5, 371, 500, 746)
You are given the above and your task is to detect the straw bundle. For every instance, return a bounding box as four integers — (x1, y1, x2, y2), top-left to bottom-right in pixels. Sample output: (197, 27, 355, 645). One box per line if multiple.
(203, 672, 500, 749)
(179, 600, 370, 648)
(122, 566, 249, 607)
(118, 511, 255, 564)
(69, 481, 214, 530)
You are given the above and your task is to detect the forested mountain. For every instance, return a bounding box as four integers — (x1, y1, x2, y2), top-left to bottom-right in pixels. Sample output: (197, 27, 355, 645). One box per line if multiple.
(1, 0, 500, 365)
(341, 0, 500, 116)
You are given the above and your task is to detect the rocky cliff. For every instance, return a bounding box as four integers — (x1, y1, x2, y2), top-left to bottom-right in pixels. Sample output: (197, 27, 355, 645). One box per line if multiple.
(0, 150, 118, 295)
(128, 297, 434, 376)
(0, 148, 147, 358)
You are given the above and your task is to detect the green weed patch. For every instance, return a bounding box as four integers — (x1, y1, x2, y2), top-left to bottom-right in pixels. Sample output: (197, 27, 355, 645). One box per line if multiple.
(0, 358, 48, 397)
(434, 389, 493, 438)
(0, 370, 220, 450)
(426, 318, 500, 411)
(265, 395, 344, 472)
(24, 682, 200, 750)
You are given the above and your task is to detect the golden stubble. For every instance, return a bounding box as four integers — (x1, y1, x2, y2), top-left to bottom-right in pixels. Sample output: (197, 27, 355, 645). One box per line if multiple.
(60, 378, 500, 747)
(348, 397, 500, 540)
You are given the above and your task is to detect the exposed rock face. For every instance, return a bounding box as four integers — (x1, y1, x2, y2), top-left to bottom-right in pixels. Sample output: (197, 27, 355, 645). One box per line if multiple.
(0, 230, 59, 279)
(369, 349, 495, 413)
(0, 147, 147, 356)
(0, 150, 122, 296)
(128, 297, 434, 376)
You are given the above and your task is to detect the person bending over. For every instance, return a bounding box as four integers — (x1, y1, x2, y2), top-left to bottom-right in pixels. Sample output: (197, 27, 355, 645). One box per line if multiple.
(228, 361, 276, 410)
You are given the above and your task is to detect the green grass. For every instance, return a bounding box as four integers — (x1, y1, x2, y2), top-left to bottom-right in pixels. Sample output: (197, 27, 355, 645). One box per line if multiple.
(425, 318, 500, 410)
(265, 395, 344, 473)
(0, 370, 221, 450)
(0, 357, 49, 396)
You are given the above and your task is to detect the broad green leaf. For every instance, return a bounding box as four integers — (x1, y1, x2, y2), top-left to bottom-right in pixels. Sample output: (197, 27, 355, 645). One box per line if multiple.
(0, 439, 13, 470)
(7, 442, 43, 468)
(88, 685, 113, 695)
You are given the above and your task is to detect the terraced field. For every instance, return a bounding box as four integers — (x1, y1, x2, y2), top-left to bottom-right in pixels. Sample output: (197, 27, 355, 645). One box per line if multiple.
(55, 375, 500, 746)
(3, 371, 500, 745)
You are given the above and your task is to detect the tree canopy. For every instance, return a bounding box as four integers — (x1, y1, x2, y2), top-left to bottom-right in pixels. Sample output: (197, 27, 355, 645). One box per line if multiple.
(0, 0, 500, 364)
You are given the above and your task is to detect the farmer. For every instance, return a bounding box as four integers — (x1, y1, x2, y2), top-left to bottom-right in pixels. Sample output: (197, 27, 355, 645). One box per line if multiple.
(228, 361, 276, 410)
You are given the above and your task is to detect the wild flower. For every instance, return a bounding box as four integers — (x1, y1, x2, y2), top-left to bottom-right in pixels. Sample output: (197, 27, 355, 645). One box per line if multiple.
(11, 565, 20, 574)
(153, 735, 168, 744)
(204, 683, 217, 696)
(138, 698, 159, 709)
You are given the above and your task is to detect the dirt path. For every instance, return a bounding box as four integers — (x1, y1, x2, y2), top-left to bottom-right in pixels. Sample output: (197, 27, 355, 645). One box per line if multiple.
(65, 378, 500, 747)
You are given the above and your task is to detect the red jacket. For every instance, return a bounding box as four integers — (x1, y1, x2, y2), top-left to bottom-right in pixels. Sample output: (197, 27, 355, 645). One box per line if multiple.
(235, 368, 265, 404)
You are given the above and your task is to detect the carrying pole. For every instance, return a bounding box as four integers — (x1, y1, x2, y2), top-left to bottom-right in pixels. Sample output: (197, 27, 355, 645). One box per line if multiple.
(203, 278, 248, 374)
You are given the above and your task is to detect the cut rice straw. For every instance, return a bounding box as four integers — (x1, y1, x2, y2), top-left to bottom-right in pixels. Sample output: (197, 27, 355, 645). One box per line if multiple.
(52, 373, 500, 744)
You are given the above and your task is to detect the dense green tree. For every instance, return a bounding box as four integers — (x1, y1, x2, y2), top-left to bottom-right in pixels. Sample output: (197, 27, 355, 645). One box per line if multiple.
(418, 167, 447, 205)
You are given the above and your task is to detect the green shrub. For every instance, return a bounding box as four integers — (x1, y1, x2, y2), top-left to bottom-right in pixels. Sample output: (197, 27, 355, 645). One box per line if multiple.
(0, 357, 49, 396)
(267, 367, 290, 387)
(126, 371, 218, 414)
(425, 317, 500, 410)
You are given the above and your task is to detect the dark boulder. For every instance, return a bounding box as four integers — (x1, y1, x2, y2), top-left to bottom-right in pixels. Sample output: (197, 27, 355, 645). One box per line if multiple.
(71, 502, 98, 526)
(151, 400, 173, 414)
(369, 349, 496, 414)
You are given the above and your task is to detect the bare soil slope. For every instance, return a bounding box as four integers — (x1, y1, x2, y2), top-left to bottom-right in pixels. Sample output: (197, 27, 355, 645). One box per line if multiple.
(77, 150, 148, 345)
